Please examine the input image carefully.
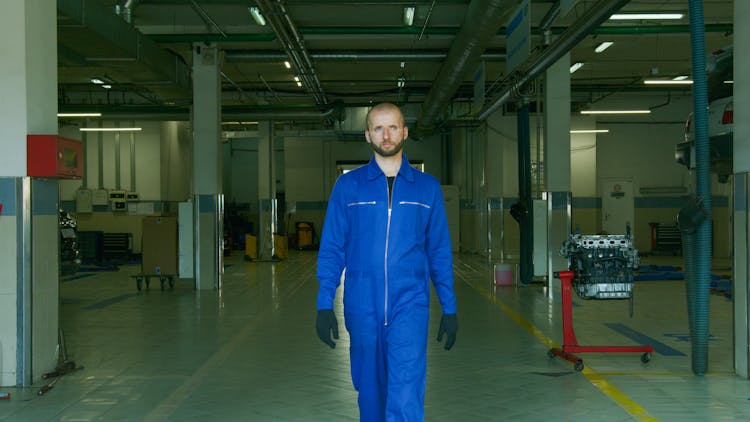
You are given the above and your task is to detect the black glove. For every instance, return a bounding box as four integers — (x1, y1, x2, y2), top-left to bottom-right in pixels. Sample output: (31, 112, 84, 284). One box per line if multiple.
(316, 309, 339, 349)
(436, 314, 457, 350)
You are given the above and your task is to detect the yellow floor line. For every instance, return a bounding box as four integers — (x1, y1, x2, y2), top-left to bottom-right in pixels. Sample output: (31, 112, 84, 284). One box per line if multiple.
(466, 278, 659, 422)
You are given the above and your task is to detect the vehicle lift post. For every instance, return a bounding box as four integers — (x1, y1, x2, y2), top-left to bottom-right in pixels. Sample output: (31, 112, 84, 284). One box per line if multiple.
(548, 270, 654, 371)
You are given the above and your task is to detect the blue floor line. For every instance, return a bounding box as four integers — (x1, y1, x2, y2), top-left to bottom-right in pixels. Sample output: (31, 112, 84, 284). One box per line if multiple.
(84, 294, 136, 310)
(604, 322, 686, 356)
(61, 274, 96, 283)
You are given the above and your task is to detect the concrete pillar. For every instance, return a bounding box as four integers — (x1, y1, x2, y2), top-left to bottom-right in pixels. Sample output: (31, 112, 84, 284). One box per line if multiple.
(257, 122, 277, 260)
(733, 0, 750, 378)
(0, 0, 59, 386)
(192, 43, 223, 290)
(544, 53, 572, 291)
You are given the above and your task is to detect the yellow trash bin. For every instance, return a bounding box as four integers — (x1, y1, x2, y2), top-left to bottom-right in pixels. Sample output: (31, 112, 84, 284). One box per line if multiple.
(245, 234, 258, 260)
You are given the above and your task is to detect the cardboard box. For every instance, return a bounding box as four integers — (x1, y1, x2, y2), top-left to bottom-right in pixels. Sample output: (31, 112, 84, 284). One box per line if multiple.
(142, 216, 177, 275)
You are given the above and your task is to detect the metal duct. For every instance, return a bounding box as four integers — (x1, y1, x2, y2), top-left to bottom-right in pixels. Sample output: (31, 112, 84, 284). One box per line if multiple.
(415, 0, 510, 134)
(478, 0, 629, 121)
(58, 0, 190, 95)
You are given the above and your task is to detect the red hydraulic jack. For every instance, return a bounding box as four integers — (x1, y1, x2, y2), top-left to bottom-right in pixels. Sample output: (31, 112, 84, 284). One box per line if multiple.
(548, 270, 654, 372)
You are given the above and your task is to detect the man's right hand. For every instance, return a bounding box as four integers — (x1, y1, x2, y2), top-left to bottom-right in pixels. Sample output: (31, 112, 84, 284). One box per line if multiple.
(316, 309, 339, 348)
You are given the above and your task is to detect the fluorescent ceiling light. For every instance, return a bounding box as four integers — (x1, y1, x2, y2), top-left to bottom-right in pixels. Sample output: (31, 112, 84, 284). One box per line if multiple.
(248, 7, 266, 26)
(102, 84, 112, 89)
(672, 75, 690, 81)
(80, 127, 142, 132)
(570, 129, 610, 134)
(594, 41, 614, 53)
(724, 80, 734, 84)
(296, 81, 302, 87)
(284, 61, 291, 69)
(610, 13, 684, 20)
(90, 78, 104, 84)
(580, 110, 651, 115)
(58, 113, 102, 117)
(569, 62, 584, 74)
(403, 6, 415, 26)
(644, 79, 693, 85)
(294, 76, 300, 82)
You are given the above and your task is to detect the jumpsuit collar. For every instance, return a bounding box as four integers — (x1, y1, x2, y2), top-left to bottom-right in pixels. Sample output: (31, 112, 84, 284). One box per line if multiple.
(366, 154, 415, 183)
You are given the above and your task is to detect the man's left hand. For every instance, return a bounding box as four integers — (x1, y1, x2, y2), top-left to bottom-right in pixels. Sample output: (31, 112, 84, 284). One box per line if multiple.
(436, 314, 457, 350)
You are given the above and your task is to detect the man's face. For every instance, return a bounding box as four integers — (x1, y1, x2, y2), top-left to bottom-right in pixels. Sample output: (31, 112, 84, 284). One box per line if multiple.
(365, 108, 408, 158)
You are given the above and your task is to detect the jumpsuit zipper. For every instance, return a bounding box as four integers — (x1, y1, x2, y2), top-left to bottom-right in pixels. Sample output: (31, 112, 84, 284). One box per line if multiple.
(384, 175, 396, 326)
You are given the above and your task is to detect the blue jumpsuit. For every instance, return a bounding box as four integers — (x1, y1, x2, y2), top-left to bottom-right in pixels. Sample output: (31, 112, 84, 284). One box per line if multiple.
(317, 155, 456, 421)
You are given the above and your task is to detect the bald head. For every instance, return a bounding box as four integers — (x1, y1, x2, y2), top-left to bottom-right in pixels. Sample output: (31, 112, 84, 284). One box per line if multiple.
(366, 103, 405, 130)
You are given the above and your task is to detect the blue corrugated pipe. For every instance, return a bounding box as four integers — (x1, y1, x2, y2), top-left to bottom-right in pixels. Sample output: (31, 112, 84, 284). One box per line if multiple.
(688, 0, 712, 376)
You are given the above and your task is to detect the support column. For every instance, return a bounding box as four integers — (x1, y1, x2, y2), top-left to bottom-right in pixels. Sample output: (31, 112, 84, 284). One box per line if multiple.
(0, 0, 58, 386)
(544, 53, 572, 291)
(257, 122, 277, 260)
(517, 103, 533, 285)
(192, 43, 223, 290)
(733, 0, 750, 379)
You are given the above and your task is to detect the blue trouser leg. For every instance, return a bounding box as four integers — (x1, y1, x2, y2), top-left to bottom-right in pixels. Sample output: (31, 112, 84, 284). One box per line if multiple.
(349, 317, 387, 422)
(386, 304, 429, 422)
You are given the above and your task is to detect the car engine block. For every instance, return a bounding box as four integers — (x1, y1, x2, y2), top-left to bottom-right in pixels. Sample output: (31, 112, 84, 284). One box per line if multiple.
(559, 230, 639, 300)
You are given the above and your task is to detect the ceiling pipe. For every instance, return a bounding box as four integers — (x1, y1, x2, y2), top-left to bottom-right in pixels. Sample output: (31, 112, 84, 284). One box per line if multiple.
(115, 0, 140, 24)
(255, 0, 328, 106)
(478, 0, 629, 121)
(189, 0, 228, 37)
(147, 24, 733, 44)
(59, 106, 338, 122)
(415, 0, 512, 135)
(225, 50, 507, 62)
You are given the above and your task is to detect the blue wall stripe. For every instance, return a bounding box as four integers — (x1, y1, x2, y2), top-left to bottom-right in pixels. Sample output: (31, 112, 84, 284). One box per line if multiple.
(0, 178, 17, 216)
(735, 175, 747, 211)
(572, 197, 600, 209)
(32, 179, 58, 216)
(296, 201, 327, 211)
(550, 191, 570, 210)
(199, 195, 215, 213)
(604, 323, 686, 356)
(84, 294, 135, 310)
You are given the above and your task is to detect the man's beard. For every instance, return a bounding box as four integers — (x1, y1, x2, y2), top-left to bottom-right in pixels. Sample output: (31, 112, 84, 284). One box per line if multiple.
(369, 138, 405, 157)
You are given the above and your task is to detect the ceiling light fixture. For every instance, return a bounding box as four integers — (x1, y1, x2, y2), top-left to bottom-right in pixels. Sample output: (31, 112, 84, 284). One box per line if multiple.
(403, 6, 415, 26)
(397, 76, 406, 88)
(672, 75, 689, 81)
(724, 80, 734, 84)
(80, 127, 142, 132)
(102, 84, 112, 89)
(644, 79, 693, 85)
(570, 129, 610, 134)
(284, 61, 291, 69)
(248, 6, 266, 26)
(610, 13, 684, 20)
(90, 78, 104, 84)
(580, 110, 651, 115)
(569, 62, 584, 74)
(594, 41, 614, 53)
(294, 76, 300, 82)
(296, 81, 302, 87)
(58, 113, 102, 117)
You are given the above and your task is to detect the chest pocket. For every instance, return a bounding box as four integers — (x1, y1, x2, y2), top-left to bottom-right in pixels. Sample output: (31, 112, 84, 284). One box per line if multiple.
(346, 200, 379, 236)
(394, 200, 431, 238)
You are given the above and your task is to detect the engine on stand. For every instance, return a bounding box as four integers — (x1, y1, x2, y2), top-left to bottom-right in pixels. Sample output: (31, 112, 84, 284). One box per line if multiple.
(559, 225, 639, 302)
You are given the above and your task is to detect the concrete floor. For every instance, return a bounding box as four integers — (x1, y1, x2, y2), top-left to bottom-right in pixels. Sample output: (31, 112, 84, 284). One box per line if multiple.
(0, 251, 747, 421)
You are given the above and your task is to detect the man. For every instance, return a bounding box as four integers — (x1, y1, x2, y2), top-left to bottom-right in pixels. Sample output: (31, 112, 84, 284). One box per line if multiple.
(315, 102, 458, 421)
